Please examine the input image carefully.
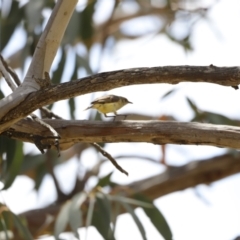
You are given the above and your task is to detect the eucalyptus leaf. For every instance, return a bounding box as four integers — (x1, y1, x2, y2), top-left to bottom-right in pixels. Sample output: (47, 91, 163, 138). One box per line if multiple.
(3, 141, 23, 190)
(92, 192, 114, 240)
(52, 48, 66, 84)
(67, 55, 78, 119)
(186, 97, 198, 113)
(11, 213, 33, 240)
(54, 201, 72, 240)
(96, 172, 113, 187)
(25, 0, 44, 32)
(161, 88, 177, 100)
(0, 218, 10, 240)
(121, 201, 147, 240)
(85, 195, 95, 239)
(134, 194, 172, 240)
(1, 0, 24, 51)
(69, 192, 88, 239)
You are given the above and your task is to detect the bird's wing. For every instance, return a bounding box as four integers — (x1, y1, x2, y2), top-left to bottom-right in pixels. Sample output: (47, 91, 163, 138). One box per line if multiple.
(91, 95, 118, 104)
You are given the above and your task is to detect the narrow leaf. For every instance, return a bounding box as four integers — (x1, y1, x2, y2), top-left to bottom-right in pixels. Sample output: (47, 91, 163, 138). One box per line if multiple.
(11, 213, 33, 240)
(67, 55, 78, 119)
(3, 141, 23, 190)
(96, 172, 113, 187)
(186, 97, 198, 113)
(52, 48, 66, 84)
(134, 194, 172, 240)
(69, 192, 87, 239)
(0, 218, 10, 240)
(92, 192, 114, 240)
(1, 1, 24, 51)
(54, 201, 72, 239)
(161, 88, 178, 100)
(85, 195, 95, 240)
(121, 201, 147, 240)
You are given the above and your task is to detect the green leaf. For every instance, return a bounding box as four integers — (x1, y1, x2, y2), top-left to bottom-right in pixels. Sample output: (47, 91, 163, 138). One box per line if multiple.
(112, 201, 121, 235)
(0, 90, 4, 99)
(69, 192, 87, 239)
(0, 136, 16, 171)
(11, 213, 33, 240)
(3, 141, 24, 190)
(63, 10, 80, 45)
(96, 172, 113, 187)
(202, 111, 236, 125)
(34, 163, 47, 191)
(0, 218, 10, 240)
(92, 192, 114, 240)
(54, 201, 72, 240)
(67, 54, 78, 119)
(161, 88, 178, 100)
(1, 209, 13, 230)
(25, 0, 44, 32)
(186, 97, 198, 113)
(121, 201, 147, 240)
(79, 0, 97, 47)
(0, 1, 24, 51)
(85, 195, 95, 238)
(52, 48, 66, 84)
(134, 194, 172, 240)
(68, 98, 76, 120)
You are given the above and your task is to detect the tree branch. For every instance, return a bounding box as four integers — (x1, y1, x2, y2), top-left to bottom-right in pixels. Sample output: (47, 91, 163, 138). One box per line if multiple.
(129, 153, 240, 199)
(0, 0, 78, 132)
(3, 119, 240, 150)
(1, 65, 240, 132)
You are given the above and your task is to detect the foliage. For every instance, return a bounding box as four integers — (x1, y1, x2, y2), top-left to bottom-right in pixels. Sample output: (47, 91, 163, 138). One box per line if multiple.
(0, 0, 227, 239)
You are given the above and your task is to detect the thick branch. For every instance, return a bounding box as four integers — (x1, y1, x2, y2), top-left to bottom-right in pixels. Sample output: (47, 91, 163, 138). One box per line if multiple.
(0, 0, 77, 131)
(20, 153, 240, 236)
(129, 153, 240, 198)
(1, 65, 240, 132)
(4, 119, 240, 149)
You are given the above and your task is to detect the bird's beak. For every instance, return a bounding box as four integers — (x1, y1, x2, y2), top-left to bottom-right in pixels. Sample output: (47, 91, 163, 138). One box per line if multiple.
(127, 101, 133, 104)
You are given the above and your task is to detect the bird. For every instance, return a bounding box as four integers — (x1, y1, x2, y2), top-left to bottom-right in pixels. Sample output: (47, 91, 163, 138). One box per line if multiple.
(84, 94, 132, 119)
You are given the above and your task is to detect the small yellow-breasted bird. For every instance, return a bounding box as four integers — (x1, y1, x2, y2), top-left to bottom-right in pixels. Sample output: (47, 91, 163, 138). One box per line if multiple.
(84, 94, 132, 118)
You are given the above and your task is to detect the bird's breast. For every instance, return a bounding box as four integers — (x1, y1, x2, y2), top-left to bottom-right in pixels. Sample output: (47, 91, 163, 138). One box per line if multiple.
(94, 102, 123, 113)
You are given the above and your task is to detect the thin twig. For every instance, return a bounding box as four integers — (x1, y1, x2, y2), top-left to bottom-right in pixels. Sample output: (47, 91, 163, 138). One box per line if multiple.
(0, 54, 18, 91)
(40, 107, 62, 119)
(91, 142, 128, 176)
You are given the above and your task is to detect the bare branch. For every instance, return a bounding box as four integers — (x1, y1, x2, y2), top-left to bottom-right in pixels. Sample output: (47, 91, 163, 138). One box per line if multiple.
(91, 142, 128, 176)
(128, 153, 240, 199)
(4, 119, 240, 150)
(1, 65, 240, 133)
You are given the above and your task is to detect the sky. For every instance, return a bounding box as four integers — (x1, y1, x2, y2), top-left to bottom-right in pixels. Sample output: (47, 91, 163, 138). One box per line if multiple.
(1, 0, 240, 240)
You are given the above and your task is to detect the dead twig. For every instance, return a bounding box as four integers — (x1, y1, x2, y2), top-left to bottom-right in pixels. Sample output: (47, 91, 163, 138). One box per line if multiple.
(91, 142, 129, 176)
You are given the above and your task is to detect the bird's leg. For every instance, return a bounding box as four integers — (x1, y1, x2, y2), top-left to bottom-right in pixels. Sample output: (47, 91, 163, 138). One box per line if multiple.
(114, 112, 127, 120)
(104, 113, 115, 118)
(104, 113, 127, 121)
(104, 113, 116, 121)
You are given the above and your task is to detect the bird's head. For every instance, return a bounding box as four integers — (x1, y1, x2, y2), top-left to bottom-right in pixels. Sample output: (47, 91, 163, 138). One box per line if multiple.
(122, 97, 132, 106)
